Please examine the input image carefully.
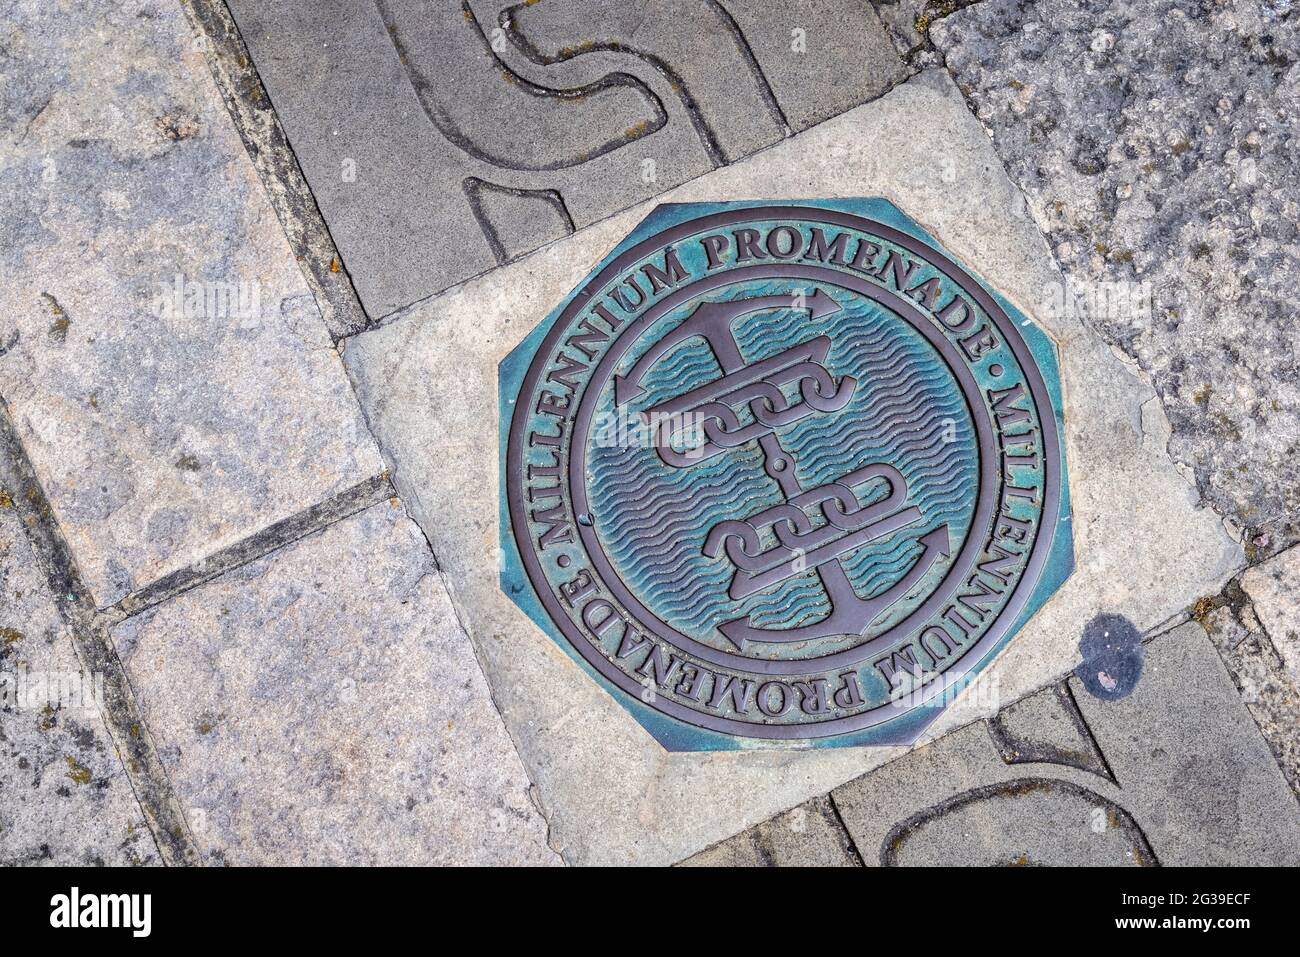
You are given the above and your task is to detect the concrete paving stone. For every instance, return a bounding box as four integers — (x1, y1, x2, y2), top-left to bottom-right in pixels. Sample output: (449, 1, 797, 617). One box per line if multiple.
(1240, 544, 1300, 685)
(932, 0, 1300, 552)
(0, 504, 158, 866)
(681, 796, 859, 867)
(0, 0, 385, 609)
(843, 727, 1150, 866)
(712, 0, 908, 131)
(224, 0, 905, 318)
(343, 68, 1241, 865)
(987, 682, 1110, 778)
(110, 500, 558, 866)
(832, 623, 1300, 866)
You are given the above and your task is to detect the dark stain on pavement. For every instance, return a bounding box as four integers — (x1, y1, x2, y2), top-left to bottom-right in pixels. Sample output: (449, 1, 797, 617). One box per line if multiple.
(1075, 613, 1144, 700)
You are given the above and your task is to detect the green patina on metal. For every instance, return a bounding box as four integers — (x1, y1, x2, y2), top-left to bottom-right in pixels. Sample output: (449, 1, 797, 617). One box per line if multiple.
(499, 199, 1074, 751)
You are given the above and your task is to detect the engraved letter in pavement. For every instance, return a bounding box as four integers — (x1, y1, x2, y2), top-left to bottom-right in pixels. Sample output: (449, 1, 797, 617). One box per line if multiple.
(497, 0, 790, 165)
(377, 0, 666, 172)
(225, 1, 907, 315)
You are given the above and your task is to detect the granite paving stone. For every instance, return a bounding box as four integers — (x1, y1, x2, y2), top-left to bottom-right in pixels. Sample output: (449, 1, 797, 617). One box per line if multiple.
(224, 0, 905, 317)
(932, 0, 1300, 552)
(343, 68, 1240, 865)
(1240, 544, 1300, 684)
(0, 504, 158, 866)
(830, 623, 1300, 866)
(111, 500, 558, 866)
(0, 0, 386, 609)
(1220, 624, 1300, 797)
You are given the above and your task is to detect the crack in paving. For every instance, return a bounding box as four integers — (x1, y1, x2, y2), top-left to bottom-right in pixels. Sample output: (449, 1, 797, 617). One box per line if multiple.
(825, 793, 867, 867)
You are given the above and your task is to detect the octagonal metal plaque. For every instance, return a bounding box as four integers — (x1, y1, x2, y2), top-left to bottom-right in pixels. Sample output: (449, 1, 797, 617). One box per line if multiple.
(500, 200, 1073, 750)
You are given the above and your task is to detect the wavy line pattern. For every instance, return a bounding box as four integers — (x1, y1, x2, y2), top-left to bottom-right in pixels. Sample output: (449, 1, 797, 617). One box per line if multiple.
(587, 282, 979, 653)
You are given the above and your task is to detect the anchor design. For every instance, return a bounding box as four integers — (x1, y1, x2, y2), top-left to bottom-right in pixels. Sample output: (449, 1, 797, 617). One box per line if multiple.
(617, 290, 951, 651)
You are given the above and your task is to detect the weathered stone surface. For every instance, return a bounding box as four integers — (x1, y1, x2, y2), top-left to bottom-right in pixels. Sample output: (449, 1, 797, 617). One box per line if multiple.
(1219, 548, 1300, 795)
(872, 0, 930, 58)
(344, 69, 1240, 864)
(0, 0, 385, 608)
(225, 0, 905, 317)
(111, 502, 557, 866)
(0, 505, 158, 866)
(1241, 544, 1300, 684)
(681, 796, 860, 867)
(933, 0, 1300, 552)
(1221, 624, 1300, 798)
(832, 623, 1300, 866)
(873, 0, 976, 65)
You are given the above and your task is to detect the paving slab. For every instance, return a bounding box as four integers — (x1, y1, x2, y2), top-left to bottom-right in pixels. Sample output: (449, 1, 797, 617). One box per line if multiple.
(681, 796, 859, 867)
(832, 623, 1300, 866)
(932, 0, 1300, 552)
(0, 0, 385, 608)
(111, 501, 557, 866)
(343, 68, 1241, 864)
(1219, 623, 1300, 797)
(224, 0, 906, 317)
(1240, 544, 1300, 685)
(1196, 592, 1300, 798)
(0, 504, 158, 866)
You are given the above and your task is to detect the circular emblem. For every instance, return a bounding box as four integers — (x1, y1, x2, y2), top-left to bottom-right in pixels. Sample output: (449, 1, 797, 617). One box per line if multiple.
(506, 205, 1061, 741)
